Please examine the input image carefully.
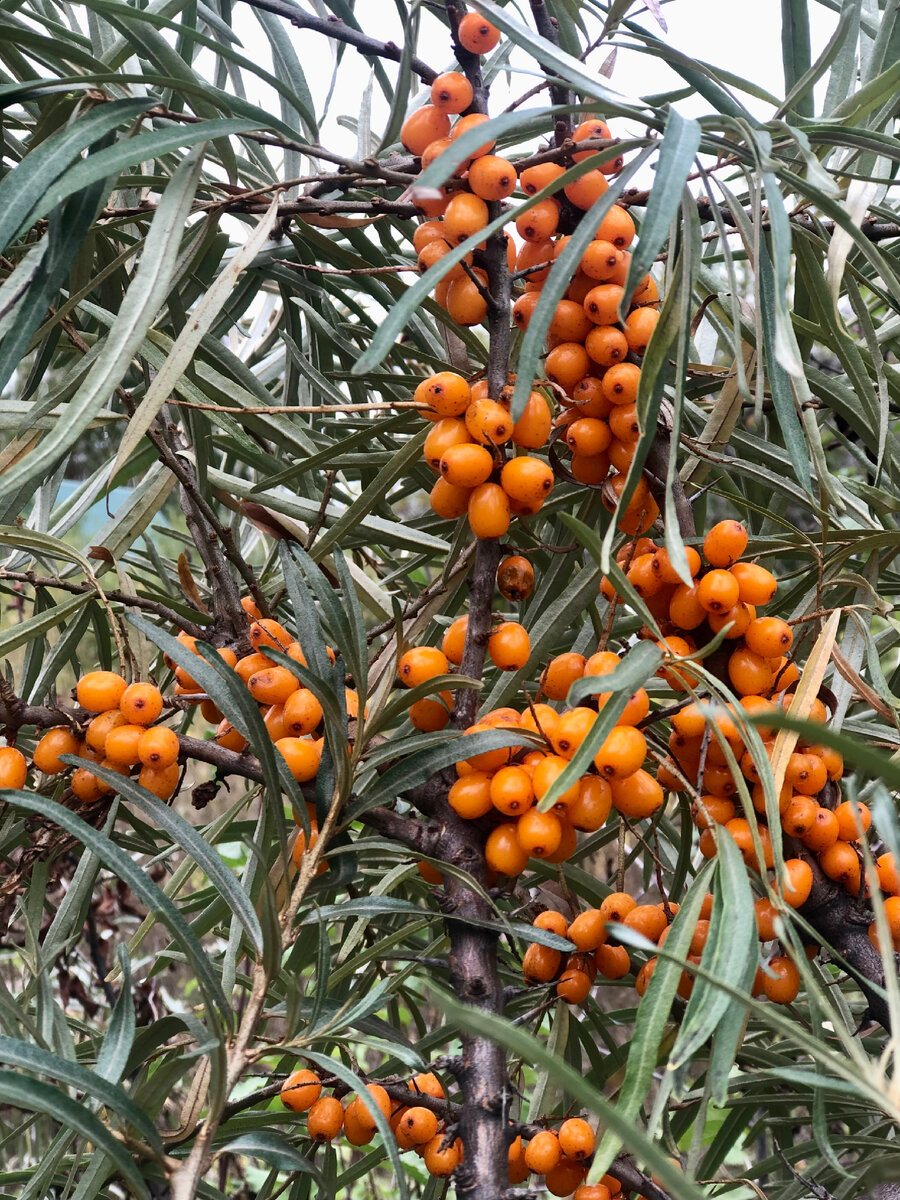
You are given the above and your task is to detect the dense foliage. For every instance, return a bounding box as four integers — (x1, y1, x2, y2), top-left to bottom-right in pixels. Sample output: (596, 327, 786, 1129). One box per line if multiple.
(2, 2, 900, 1198)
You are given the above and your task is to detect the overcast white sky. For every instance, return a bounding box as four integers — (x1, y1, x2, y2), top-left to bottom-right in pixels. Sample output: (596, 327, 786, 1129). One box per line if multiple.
(230, 0, 839, 157)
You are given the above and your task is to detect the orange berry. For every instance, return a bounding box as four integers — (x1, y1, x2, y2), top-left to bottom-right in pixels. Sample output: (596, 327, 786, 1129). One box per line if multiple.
(801, 806, 840, 853)
(698, 569, 740, 614)
(137, 725, 179, 769)
(520, 161, 565, 195)
(85, 709, 127, 753)
(623, 307, 659, 355)
(594, 942, 631, 979)
(490, 765, 534, 816)
(532, 754, 581, 806)
(32, 726, 81, 774)
(549, 299, 594, 343)
(494, 556, 533, 604)
(431, 70, 474, 113)
(71, 766, 104, 804)
(76, 670, 127, 713)
(546, 1159, 588, 1196)
(439, 443, 493, 489)
(745, 617, 793, 659)
(877, 852, 900, 895)
(568, 909, 607, 952)
(457, 12, 500, 53)
(518, 809, 565, 858)
(500, 457, 553, 505)
(541, 653, 588, 702)
(516, 237, 555, 284)
(465, 398, 513, 446)
(448, 772, 493, 819)
(596, 205, 635, 248)
(468, 482, 511, 539)
(0, 746, 27, 789)
(730, 562, 778, 606)
(444, 192, 490, 246)
(669, 582, 707, 630)
(583, 283, 624, 326)
(307, 1095, 344, 1142)
(398, 646, 449, 688)
(235, 651, 275, 684)
(118, 681, 163, 726)
(703, 520, 748, 568)
(708, 601, 755, 640)
(763, 955, 800, 1003)
(447, 271, 489, 326)
(440, 616, 469, 666)
(275, 737, 320, 782)
(137, 762, 180, 800)
(280, 1069, 322, 1112)
(820, 841, 862, 894)
(728, 646, 773, 697)
(554, 707, 598, 759)
(249, 618, 292, 654)
(468, 154, 517, 200)
(565, 169, 609, 210)
(396, 1105, 439, 1149)
(485, 822, 529, 876)
(835, 799, 871, 840)
(559, 1118, 595, 1162)
(780, 858, 814, 907)
(282, 688, 324, 737)
(593, 726, 647, 779)
(401, 105, 451, 156)
(450, 112, 495, 159)
(522, 941, 563, 982)
(525, 1129, 562, 1174)
(423, 1133, 463, 1176)
(546, 341, 590, 391)
(409, 692, 452, 732)
(610, 769, 664, 818)
(623, 904, 668, 942)
(566, 417, 611, 457)
(430, 476, 472, 519)
(415, 371, 472, 418)
(516, 197, 561, 242)
(602, 473, 659, 535)
(247, 666, 299, 706)
(424, 417, 472, 471)
(568, 775, 612, 831)
(413, 221, 447, 254)
(512, 391, 552, 449)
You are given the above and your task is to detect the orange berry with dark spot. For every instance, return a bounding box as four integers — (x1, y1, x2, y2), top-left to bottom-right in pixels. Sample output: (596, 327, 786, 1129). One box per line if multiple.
(466, 399, 513, 446)
(138, 725, 179, 769)
(468, 154, 517, 200)
(248, 667, 300, 706)
(398, 647, 449, 688)
(457, 12, 500, 53)
(730, 562, 777, 606)
(559, 1118, 595, 1162)
(583, 283, 624, 326)
(249, 618, 292, 654)
(820, 841, 862, 894)
(415, 371, 472, 418)
(516, 197, 560, 242)
(703, 520, 748, 568)
(431, 70, 474, 113)
(566, 417, 612, 457)
(517, 809, 563, 858)
(596, 205, 635, 248)
(802, 806, 840, 853)
(698, 569, 740, 614)
(76, 671, 127, 713)
(307, 1095, 344, 1142)
(280, 1069, 322, 1112)
(593, 726, 646, 779)
(520, 161, 565, 195)
(500, 457, 554, 505)
(396, 1106, 439, 1149)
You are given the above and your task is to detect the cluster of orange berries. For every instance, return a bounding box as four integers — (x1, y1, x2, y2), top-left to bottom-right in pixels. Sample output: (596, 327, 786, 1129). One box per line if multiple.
(280, 1061, 621, 1197)
(421, 370, 554, 538)
(3, 671, 177, 803)
(280, 1069, 463, 1177)
(524, 884, 819, 1011)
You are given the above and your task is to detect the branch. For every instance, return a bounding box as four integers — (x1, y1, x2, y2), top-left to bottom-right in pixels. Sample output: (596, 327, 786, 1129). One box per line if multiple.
(234, 0, 438, 83)
(0, 569, 207, 639)
(528, 1, 572, 143)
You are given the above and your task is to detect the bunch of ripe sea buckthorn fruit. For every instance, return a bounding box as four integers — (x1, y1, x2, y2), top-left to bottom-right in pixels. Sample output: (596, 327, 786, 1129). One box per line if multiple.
(404, 15, 662, 539)
(279, 1063, 620, 1196)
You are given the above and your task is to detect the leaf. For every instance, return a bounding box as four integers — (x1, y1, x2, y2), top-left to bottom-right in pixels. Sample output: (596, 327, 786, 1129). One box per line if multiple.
(588, 869, 711, 1178)
(0, 1035, 160, 1151)
(111, 196, 281, 480)
(220, 1132, 323, 1177)
(430, 987, 707, 1199)
(0, 593, 89, 656)
(0, 149, 203, 501)
(95, 947, 135, 1085)
(668, 830, 756, 1069)
(0, 788, 230, 1028)
(620, 108, 701, 314)
(87, 762, 264, 957)
(0, 97, 151, 252)
(0, 1070, 151, 1198)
